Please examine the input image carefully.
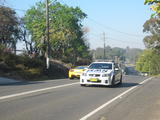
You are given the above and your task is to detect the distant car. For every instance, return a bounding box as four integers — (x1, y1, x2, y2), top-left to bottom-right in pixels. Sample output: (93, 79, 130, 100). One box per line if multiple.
(69, 66, 88, 79)
(80, 62, 122, 86)
(140, 72, 148, 76)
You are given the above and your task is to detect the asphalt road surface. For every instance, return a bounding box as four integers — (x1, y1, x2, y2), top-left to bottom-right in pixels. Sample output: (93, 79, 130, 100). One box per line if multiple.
(0, 75, 159, 120)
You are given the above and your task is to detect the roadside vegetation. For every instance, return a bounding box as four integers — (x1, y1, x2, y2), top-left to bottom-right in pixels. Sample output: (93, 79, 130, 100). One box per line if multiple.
(0, 0, 91, 80)
(135, 0, 160, 75)
(0, 44, 70, 80)
(1, 0, 160, 80)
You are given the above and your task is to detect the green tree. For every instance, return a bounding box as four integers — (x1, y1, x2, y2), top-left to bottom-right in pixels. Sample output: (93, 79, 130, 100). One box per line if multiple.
(0, 5, 21, 53)
(143, 1, 160, 75)
(143, 18, 160, 53)
(23, 0, 90, 64)
(144, 0, 160, 17)
(136, 49, 160, 75)
(136, 50, 151, 73)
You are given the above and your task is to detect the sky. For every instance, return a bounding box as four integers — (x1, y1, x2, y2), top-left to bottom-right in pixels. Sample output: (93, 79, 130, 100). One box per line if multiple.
(3, 0, 153, 50)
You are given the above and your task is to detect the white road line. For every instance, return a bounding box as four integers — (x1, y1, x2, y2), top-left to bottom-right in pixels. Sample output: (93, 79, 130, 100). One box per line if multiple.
(0, 82, 79, 100)
(80, 77, 153, 120)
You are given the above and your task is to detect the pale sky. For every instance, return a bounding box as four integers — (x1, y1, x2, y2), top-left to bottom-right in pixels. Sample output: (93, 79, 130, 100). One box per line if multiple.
(3, 0, 152, 49)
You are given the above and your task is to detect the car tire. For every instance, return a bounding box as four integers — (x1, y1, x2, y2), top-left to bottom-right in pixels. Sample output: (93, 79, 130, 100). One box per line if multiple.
(80, 84, 86, 87)
(69, 77, 74, 79)
(111, 76, 115, 87)
(118, 75, 122, 85)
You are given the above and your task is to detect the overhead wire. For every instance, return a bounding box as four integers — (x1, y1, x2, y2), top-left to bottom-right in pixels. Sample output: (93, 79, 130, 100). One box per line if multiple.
(1, 1, 145, 47)
(89, 32, 144, 45)
(88, 17, 144, 38)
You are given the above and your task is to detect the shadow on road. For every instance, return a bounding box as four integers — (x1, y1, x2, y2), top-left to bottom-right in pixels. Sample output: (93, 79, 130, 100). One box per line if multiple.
(84, 82, 140, 89)
(115, 82, 140, 88)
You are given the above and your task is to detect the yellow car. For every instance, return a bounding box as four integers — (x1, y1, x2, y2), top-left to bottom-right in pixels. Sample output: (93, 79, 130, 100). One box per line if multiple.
(69, 66, 88, 79)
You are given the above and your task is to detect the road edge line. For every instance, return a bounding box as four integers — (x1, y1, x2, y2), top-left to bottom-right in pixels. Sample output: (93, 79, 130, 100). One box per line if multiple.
(80, 77, 154, 120)
(0, 82, 79, 100)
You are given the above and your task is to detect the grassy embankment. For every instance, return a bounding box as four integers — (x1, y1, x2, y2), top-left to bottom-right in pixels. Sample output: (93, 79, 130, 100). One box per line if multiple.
(0, 49, 70, 81)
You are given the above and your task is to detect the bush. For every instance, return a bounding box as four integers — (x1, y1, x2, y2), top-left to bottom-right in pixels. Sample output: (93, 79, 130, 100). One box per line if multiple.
(27, 68, 42, 76)
(0, 48, 69, 80)
(18, 68, 42, 79)
(0, 61, 11, 72)
(4, 55, 17, 69)
(0, 44, 5, 53)
(15, 64, 26, 71)
(23, 57, 45, 69)
(0, 49, 46, 79)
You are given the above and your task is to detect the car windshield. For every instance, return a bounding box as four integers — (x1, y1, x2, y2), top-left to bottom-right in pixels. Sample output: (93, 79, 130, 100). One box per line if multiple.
(75, 66, 87, 69)
(89, 63, 112, 69)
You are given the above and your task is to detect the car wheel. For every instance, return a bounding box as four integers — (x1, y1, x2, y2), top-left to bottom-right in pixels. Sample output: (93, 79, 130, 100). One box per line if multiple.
(80, 84, 86, 87)
(69, 77, 74, 79)
(118, 75, 122, 85)
(111, 76, 115, 87)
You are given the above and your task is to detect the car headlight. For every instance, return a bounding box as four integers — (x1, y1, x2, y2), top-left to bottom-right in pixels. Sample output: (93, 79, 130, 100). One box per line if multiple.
(102, 74, 110, 77)
(82, 73, 87, 76)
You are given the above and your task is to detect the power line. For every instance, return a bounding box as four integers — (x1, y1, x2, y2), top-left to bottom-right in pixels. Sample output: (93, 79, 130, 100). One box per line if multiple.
(108, 37, 143, 45)
(89, 36, 144, 49)
(1, 3, 144, 46)
(7, 4, 141, 46)
(89, 33, 143, 45)
(88, 17, 144, 38)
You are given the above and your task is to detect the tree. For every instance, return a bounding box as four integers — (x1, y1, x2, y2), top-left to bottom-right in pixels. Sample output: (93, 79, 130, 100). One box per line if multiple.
(93, 46, 142, 64)
(136, 50, 151, 73)
(143, 1, 160, 75)
(0, 5, 21, 53)
(23, 0, 91, 64)
(19, 19, 39, 56)
(136, 49, 160, 75)
(144, 0, 160, 17)
(143, 18, 160, 53)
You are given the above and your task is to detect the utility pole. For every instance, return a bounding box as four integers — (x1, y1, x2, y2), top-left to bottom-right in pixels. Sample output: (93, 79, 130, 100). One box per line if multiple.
(103, 32, 106, 60)
(45, 0, 50, 69)
(149, 61, 151, 76)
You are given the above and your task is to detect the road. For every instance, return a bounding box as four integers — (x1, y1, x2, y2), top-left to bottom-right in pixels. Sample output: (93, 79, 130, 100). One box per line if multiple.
(0, 75, 159, 120)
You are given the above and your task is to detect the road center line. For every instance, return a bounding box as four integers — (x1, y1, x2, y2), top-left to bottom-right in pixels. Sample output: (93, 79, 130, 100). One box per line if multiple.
(80, 77, 153, 120)
(0, 82, 79, 100)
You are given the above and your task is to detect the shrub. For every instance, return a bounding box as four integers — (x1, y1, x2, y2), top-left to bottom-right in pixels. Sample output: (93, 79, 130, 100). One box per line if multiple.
(26, 68, 42, 78)
(15, 64, 26, 71)
(0, 61, 11, 72)
(24, 57, 45, 68)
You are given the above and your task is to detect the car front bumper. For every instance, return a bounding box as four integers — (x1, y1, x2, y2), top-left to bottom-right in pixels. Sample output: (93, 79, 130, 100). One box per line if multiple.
(69, 72, 82, 78)
(80, 76, 112, 86)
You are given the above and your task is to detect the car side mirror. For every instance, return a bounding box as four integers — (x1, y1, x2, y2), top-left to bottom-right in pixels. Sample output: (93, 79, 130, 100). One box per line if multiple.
(83, 68, 88, 71)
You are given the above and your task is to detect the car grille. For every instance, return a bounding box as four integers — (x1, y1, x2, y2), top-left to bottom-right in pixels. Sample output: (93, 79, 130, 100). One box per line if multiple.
(89, 74, 100, 77)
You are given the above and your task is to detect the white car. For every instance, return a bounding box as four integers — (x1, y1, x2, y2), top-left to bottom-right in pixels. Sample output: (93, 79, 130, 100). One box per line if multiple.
(80, 62, 122, 86)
